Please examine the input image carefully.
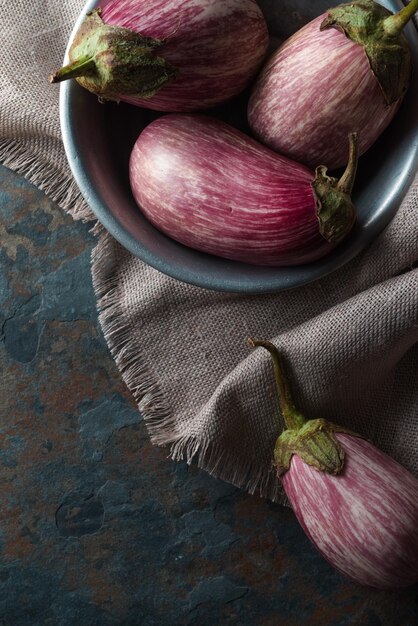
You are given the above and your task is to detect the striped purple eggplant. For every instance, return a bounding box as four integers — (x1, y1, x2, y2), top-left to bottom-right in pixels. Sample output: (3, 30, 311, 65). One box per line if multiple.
(129, 115, 358, 266)
(248, 0, 418, 170)
(284, 433, 418, 588)
(50, 0, 268, 112)
(248, 339, 418, 589)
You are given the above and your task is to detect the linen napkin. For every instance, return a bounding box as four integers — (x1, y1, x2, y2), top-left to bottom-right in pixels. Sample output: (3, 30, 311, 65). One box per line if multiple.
(1, 0, 417, 503)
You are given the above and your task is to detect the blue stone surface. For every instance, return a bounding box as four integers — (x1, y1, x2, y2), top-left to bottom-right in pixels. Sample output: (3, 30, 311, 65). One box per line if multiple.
(0, 163, 417, 625)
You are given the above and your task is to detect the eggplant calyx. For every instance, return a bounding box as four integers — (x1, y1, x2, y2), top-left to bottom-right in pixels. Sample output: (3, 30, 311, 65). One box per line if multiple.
(274, 418, 361, 476)
(247, 338, 363, 476)
(49, 9, 177, 100)
(312, 132, 358, 245)
(320, 0, 412, 106)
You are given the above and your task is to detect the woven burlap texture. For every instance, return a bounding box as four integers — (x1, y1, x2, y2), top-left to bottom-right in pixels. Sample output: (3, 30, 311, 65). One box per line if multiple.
(1, 0, 417, 502)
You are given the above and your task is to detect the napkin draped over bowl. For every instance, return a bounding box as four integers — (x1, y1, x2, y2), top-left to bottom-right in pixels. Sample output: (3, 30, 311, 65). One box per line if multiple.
(1, 0, 417, 502)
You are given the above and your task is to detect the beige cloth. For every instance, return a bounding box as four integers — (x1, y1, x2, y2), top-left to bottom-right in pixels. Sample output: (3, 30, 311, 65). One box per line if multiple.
(1, 1, 417, 502)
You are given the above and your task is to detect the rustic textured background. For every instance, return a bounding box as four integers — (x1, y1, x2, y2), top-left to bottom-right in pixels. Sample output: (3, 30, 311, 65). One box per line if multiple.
(1, 163, 417, 625)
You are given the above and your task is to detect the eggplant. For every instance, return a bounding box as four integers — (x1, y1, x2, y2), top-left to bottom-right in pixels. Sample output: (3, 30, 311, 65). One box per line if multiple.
(248, 0, 418, 169)
(248, 338, 418, 589)
(50, 0, 269, 112)
(129, 115, 358, 266)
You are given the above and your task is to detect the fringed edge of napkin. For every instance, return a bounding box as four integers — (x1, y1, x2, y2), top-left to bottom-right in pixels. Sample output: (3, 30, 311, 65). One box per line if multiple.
(0, 138, 94, 222)
(90, 226, 178, 439)
(91, 225, 285, 503)
(171, 437, 284, 503)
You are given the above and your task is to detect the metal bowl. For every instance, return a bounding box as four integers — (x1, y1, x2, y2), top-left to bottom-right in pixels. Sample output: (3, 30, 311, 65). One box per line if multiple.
(60, 0, 418, 293)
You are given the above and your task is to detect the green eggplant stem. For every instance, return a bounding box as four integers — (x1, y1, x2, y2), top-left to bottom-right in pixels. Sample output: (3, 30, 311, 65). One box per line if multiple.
(384, 0, 418, 37)
(49, 57, 96, 83)
(337, 132, 358, 195)
(247, 338, 357, 474)
(247, 338, 306, 431)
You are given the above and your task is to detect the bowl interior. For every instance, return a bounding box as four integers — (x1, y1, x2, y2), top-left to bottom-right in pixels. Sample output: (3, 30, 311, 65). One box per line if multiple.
(61, 0, 418, 293)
